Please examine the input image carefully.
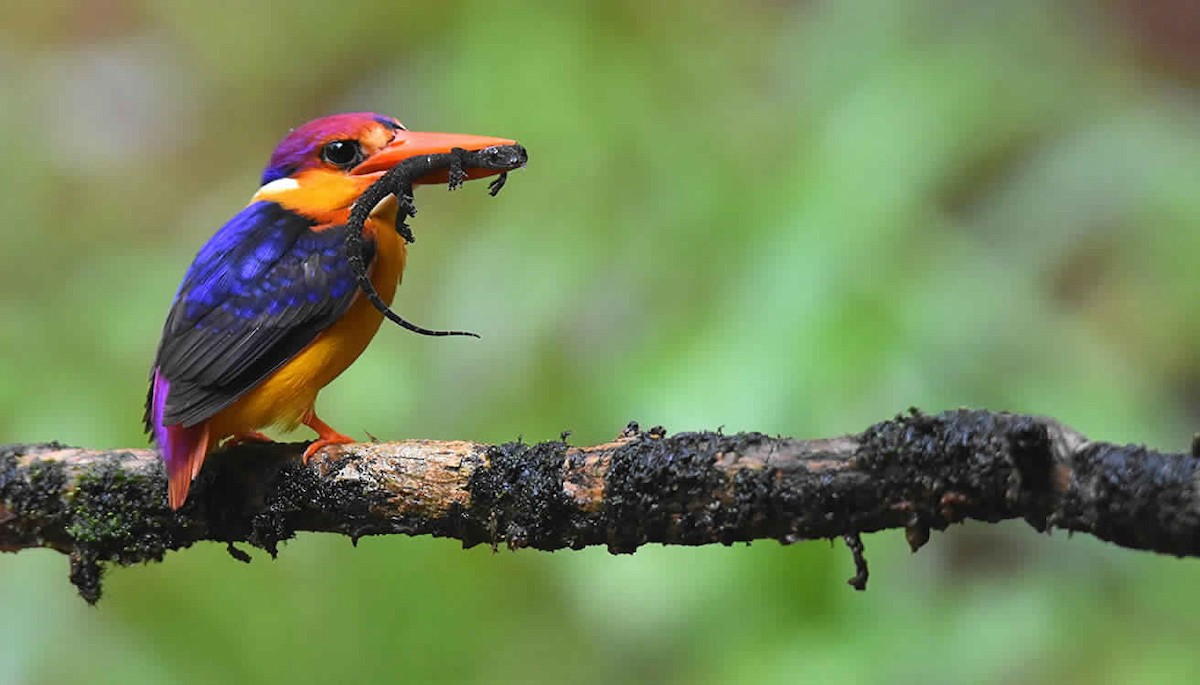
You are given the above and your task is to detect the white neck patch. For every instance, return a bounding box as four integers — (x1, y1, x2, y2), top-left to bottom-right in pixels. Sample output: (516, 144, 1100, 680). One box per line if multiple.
(253, 177, 300, 200)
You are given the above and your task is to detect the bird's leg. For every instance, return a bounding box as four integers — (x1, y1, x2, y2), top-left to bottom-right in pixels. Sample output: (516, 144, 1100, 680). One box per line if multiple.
(224, 431, 273, 447)
(300, 408, 354, 462)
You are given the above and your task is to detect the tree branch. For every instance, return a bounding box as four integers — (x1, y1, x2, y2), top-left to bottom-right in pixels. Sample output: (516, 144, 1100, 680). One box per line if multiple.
(2, 409, 1196, 603)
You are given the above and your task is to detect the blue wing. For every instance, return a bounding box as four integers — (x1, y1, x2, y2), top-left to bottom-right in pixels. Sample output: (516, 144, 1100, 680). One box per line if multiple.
(145, 201, 374, 429)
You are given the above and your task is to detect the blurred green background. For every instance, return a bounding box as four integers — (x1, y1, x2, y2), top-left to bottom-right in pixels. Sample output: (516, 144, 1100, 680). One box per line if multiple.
(2, 0, 1200, 683)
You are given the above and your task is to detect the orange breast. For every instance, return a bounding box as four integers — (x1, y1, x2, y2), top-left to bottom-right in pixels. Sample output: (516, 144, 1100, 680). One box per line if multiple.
(208, 207, 406, 439)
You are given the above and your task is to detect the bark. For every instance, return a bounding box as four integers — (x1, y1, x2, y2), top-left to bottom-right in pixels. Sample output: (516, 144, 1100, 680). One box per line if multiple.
(2, 410, 1196, 603)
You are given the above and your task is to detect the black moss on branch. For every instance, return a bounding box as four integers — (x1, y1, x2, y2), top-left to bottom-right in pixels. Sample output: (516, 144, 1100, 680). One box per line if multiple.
(466, 440, 574, 551)
(1060, 441, 1200, 555)
(4, 409, 1200, 603)
(604, 431, 762, 551)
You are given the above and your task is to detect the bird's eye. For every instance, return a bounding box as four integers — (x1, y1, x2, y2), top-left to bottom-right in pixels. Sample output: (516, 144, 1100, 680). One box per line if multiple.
(320, 140, 362, 168)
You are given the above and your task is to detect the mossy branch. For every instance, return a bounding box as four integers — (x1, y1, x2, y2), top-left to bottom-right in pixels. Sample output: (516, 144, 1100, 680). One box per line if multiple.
(2, 409, 1197, 603)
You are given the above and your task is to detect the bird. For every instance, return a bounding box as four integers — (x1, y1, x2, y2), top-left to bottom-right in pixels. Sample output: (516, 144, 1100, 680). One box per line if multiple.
(145, 112, 518, 510)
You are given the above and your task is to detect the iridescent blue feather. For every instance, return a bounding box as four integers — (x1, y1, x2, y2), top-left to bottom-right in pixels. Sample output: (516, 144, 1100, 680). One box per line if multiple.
(144, 201, 372, 431)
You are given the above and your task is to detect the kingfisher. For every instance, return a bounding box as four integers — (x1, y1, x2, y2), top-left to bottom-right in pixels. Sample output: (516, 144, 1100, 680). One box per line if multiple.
(145, 112, 519, 509)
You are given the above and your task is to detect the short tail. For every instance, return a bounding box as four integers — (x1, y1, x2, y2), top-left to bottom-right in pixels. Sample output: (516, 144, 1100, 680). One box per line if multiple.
(149, 370, 210, 509)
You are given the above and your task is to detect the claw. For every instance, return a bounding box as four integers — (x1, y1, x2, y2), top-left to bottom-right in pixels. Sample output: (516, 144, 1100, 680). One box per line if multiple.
(302, 435, 354, 462)
(301, 410, 354, 463)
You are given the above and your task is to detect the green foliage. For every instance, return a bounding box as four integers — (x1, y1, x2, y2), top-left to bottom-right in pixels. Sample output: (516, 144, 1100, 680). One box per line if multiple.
(1, 0, 1198, 683)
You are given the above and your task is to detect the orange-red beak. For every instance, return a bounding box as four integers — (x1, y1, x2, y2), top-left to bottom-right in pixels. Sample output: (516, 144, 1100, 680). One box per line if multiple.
(352, 130, 521, 184)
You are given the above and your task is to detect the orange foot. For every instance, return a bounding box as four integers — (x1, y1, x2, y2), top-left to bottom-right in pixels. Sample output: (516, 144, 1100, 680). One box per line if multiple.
(301, 409, 354, 463)
(225, 431, 274, 448)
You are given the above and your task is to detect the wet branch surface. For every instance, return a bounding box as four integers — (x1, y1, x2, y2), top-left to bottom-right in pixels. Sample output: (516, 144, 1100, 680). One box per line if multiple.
(3, 409, 1198, 603)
